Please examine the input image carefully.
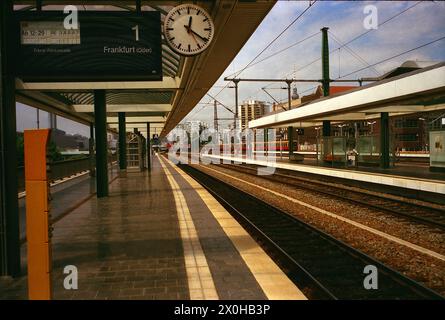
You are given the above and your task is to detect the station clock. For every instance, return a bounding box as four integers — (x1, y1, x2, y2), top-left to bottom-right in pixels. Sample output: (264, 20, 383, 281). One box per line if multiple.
(163, 4, 214, 56)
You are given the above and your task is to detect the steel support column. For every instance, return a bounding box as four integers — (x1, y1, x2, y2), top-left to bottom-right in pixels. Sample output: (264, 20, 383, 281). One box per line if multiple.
(321, 27, 330, 97)
(213, 100, 218, 131)
(118, 112, 126, 170)
(0, 0, 20, 277)
(380, 112, 390, 169)
(288, 126, 294, 156)
(94, 90, 108, 197)
(233, 80, 239, 130)
(287, 80, 292, 110)
(146, 122, 151, 169)
(321, 27, 331, 160)
(322, 121, 331, 137)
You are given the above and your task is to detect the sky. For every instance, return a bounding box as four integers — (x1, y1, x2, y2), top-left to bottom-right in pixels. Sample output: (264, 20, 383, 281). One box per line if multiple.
(15, 1, 445, 135)
(182, 0, 445, 127)
(16, 103, 91, 137)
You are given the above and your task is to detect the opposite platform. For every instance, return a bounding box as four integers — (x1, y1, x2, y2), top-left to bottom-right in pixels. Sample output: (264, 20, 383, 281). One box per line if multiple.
(202, 154, 445, 195)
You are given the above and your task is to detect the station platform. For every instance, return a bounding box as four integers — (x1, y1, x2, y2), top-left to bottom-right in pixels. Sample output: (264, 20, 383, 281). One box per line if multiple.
(0, 155, 305, 300)
(202, 154, 445, 195)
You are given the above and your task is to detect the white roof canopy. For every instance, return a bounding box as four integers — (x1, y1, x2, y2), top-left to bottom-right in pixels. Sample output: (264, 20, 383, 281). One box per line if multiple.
(249, 63, 445, 129)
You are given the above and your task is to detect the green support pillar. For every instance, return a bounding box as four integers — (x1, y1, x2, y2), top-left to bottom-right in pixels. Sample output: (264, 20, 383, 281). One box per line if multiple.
(380, 112, 390, 169)
(0, 0, 20, 277)
(321, 27, 330, 97)
(89, 123, 95, 177)
(321, 27, 331, 161)
(322, 120, 331, 137)
(288, 126, 294, 156)
(118, 112, 126, 170)
(146, 122, 151, 169)
(139, 134, 146, 171)
(321, 27, 331, 132)
(94, 90, 108, 197)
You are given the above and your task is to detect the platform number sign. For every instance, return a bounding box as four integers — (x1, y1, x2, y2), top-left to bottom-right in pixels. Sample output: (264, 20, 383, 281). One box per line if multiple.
(132, 25, 140, 41)
(14, 12, 162, 81)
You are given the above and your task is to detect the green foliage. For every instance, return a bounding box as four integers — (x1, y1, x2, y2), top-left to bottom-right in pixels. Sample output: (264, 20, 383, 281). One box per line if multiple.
(16, 133, 78, 166)
(16, 134, 24, 167)
(47, 140, 63, 163)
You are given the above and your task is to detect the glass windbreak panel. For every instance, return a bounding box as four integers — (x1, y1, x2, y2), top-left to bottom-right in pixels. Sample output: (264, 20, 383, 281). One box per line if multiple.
(319, 137, 346, 164)
(357, 136, 380, 164)
(321, 137, 332, 162)
(333, 137, 346, 156)
(430, 131, 445, 168)
(316, 137, 323, 161)
(389, 134, 396, 166)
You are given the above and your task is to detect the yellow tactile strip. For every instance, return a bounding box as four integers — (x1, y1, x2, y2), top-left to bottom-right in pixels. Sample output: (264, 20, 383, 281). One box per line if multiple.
(159, 156, 219, 300)
(160, 155, 307, 300)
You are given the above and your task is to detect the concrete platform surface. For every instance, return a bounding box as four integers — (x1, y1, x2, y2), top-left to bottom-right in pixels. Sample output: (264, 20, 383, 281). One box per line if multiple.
(0, 155, 305, 300)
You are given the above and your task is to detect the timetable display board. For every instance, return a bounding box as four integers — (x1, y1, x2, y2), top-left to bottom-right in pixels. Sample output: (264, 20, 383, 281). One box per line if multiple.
(14, 12, 162, 81)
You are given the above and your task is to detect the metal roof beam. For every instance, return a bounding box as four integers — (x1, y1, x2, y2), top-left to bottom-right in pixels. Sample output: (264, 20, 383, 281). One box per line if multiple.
(16, 76, 182, 91)
(73, 103, 172, 112)
(107, 116, 166, 123)
(109, 123, 164, 129)
(13, 1, 180, 5)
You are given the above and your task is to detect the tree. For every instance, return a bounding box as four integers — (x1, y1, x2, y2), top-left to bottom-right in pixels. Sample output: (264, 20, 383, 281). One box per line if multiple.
(48, 140, 63, 163)
(16, 133, 24, 167)
(16, 132, 63, 167)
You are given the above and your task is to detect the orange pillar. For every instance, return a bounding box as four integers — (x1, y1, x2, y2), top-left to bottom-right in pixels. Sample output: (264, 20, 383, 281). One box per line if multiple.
(24, 129, 52, 300)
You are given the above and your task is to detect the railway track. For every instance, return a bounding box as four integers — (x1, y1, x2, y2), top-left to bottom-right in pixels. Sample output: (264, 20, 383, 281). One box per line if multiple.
(215, 164, 445, 231)
(180, 164, 444, 300)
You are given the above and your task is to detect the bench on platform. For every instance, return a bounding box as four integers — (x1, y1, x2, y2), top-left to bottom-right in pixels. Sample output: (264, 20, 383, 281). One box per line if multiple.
(289, 153, 304, 162)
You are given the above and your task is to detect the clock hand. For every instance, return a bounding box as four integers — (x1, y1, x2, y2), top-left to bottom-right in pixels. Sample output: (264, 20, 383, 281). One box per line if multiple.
(189, 31, 200, 46)
(189, 28, 208, 42)
(187, 16, 192, 31)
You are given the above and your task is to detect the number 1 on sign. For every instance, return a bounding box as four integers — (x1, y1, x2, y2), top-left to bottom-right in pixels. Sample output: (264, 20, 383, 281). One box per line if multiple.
(132, 25, 139, 41)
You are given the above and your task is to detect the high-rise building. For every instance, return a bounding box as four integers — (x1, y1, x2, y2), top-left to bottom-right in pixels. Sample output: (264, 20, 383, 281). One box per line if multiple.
(238, 100, 267, 130)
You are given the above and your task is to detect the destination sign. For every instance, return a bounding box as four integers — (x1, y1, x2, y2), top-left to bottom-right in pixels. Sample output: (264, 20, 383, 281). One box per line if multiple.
(14, 12, 162, 81)
(20, 21, 81, 45)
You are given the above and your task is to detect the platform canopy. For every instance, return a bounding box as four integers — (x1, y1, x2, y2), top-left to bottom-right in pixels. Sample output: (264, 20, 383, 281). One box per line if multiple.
(249, 62, 445, 129)
(13, 0, 276, 136)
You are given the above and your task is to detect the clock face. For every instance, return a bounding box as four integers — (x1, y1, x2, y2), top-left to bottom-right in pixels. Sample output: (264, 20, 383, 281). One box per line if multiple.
(164, 4, 214, 56)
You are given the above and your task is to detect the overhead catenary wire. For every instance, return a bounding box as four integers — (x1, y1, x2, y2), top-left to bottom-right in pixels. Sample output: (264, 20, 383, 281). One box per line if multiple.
(190, 1, 426, 121)
(225, 31, 321, 79)
(275, 0, 423, 83)
(230, 0, 318, 80)
(259, 0, 424, 98)
(341, 1, 423, 48)
(281, 34, 445, 99)
(339, 35, 445, 79)
(329, 32, 381, 76)
(195, 1, 318, 120)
